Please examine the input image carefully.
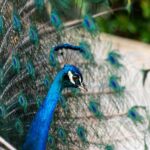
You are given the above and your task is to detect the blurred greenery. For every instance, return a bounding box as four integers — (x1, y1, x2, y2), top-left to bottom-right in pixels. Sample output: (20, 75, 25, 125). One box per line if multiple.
(96, 0, 150, 43)
(35, 0, 150, 43)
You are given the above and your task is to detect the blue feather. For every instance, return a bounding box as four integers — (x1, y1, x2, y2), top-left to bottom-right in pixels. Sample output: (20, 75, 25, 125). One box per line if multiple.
(43, 75, 51, 89)
(29, 24, 39, 46)
(26, 61, 35, 79)
(36, 96, 43, 108)
(57, 127, 67, 143)
(12, 55, 20, 73)
(18, 93, 28, 113)
(106, 51, 122, 68)
(108, 75, 125, 93)
(76, 125, 87, 143)
(88, 100, 104, 119)
(48, 134, 55, 148)
(50, 11, 63, 30)
(59, 95, 68, 111)
(12, 10, 22, 33)
(127, 107, 144, 124)
(82, 15, 97, 34)
(15, 119, 24, 136)
(49, 43, 93, 66)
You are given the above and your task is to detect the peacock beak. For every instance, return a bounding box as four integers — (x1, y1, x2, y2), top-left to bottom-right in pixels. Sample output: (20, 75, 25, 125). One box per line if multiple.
(78, 82, 88, 92)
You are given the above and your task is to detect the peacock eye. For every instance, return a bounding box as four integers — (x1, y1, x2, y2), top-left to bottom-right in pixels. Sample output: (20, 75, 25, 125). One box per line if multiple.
(68, 71, 82, 85)
(73, 76, 79, 81)
(73, 75, 81, 85)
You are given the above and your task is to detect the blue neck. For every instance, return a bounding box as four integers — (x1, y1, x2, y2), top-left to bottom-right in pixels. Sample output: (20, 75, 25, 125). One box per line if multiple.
(23, 70, 64, 150)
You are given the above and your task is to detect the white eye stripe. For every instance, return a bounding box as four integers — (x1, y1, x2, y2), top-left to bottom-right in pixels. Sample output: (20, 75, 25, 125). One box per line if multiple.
(68, 71, 75, 84)
(79, 77, 81, 83)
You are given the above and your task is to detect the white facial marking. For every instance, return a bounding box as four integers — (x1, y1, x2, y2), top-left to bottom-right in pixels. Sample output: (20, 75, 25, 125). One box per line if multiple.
(79, 77, 81, 83)
(68, 71, 75, 84)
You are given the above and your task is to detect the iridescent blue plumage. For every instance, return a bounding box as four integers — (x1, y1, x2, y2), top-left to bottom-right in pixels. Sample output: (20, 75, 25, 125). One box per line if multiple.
(82, 15, 97, 34)
(106, 51, 122, 68)
(59, 95, 68, 111)
(76, 125, 87, 143)
(15, 119, 24, 136)
(49, 43, 94, 66)
(36, 96, 43, 109)
(18, 93, 28, 113)
(88, 98, 104, 119)
(29, 24, 39, 46)
(12, 55, 20, 73)
(50, 11, 62, 30)
(12, 10, 22, 33)
(127, 106, 144, 124)
(79, 41, 94, 61)
(43, 75, 51, 89)
(23, 64, 84, 150)
(108, 75, 125, 93)
(26, 61, 35, 79)
(57, 127, 67, 144)
(48, 134, 55, 148)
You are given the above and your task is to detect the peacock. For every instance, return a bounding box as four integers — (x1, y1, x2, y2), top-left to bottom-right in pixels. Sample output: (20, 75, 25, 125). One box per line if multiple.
(23, 64, 87, 150)
(0, 0, 150, 150)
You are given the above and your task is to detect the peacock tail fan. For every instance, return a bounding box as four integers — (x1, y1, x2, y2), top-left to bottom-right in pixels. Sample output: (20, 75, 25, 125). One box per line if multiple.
(0, 0, 148, 150)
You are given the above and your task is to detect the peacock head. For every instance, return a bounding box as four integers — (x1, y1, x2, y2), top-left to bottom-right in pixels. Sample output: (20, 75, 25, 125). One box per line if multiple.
(62, 64, 87, 92)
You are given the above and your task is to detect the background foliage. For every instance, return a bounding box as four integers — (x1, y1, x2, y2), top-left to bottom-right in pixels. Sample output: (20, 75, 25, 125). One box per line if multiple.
(97, 0, 150, 43)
